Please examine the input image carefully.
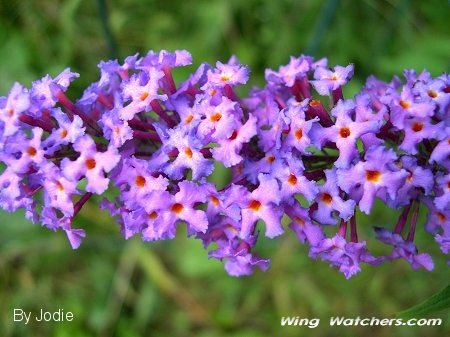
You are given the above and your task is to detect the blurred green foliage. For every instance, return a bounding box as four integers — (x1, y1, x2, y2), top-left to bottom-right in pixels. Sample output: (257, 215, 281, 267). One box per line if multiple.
(0, 0, 449, 336)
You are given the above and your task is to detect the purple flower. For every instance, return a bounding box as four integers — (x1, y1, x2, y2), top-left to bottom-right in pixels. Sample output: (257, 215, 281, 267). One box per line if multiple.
(1, 49, 449, 277)
(209, 237, 270, 277)
(311, 99, 381, 168)
(392, 156, 433, 207)
(310, 234, 373, 279)
(30, 68, 79, 110)
(281, 100, 319, 154)
(96, 59, 124, 88)
(435, 234, 450, 255)
(165, 97, 198, 130)
(100, 110, 133, 148)
(337, 146, 408, 214)
(120, 68, 167, 120)
(242, 149, 285, 185)
(0, 83, 30, 138)
(265, 55, 314, 87)
(138, 49, 192, 69)
(273, 157, 318, 203)
(414, 76, 450, 114)
(40, 162, 78, 216)
(285, 204, 324, 246)
(197, 213, 241, 248)
(196, 96, 241, 141)
(92, 55, 137, 97)
(0, 167, 27, 212)
(244, 89, 281, 128)
(374, 227, 434, 271)
(40, 207, 86, 249)
(354, 93, 386, 149)
(2, 128, 46, 174)
(211, 114, 257, 167)
(434, 173, 450, 211)
(433, 203, 450, 255)
(224, 252, 270, 277)
(155, 125, 214, 180)
(205, 56, 249, 88)
(61, 135, 120, 194)
(310, 64, 354, 96)
(65, 227, 86, 249)
(313, 169, 355, 225)
(385, 86, 435, 129)
(136, 50, 192, 95)
(399, 117, 444, 154)
(43, 109, 85, 153)
(131, 194, 175, 241)
(257, 110, 287, 152)
(240, 174, 283, 239)
(422, 197, 449, 234)
(155, 181, 209, 236)
(429, 128, 450, 169)
(114, 157, 169, 209)
(204, 183, 245, 222)
(173, 63, 210, 100)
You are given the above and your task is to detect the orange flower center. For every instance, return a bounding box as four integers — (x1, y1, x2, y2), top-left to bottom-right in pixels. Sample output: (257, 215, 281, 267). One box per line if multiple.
(287, 174, 297, 186)
(229, 130, 238, 140)
(436, 212, 446, 222)
(427, 90, 438, 98)
(184, 114, 194, 124)
(406, 172, 413, 183)
(248, 199, 262, 211)
(55, 181, 64, 192)
(294, 216, 305, 227)
(399, 100, 410, 109)
(366, 170, 381, 182)
(210, 112, 222, 122)
(220, 75, 230, 82)
(294, 128, 303, 140)
(140, 92, 149, 101)
(210, 196, 219, 206)
(412, 122, 423, 132)
(60, 129, 68, 139)
(184, 147, 193, 158)
(26, 147, 37, 157)
(135, 175, 146, 188)
(339, 127, 351, 138)
(267, 155, 275, 164)
(85, 158, 96, 170)
(148, 211, 158, 219)
(321, 193, 333, 204)
(171, 203, 184, 214)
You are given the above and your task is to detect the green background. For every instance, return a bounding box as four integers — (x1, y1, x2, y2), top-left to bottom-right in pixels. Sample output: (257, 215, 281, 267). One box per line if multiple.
(0, 0, 449, 336)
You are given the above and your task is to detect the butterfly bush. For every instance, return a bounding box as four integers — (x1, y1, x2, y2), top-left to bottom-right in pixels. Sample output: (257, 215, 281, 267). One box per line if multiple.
(1, 50, 449, 278)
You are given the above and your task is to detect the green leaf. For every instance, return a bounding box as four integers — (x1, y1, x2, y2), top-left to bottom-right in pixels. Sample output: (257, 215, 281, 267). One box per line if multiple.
(397, 284, 450, 318)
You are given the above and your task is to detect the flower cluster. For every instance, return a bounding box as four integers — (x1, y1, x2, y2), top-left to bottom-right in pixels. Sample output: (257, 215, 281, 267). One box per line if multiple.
(1, 50, 448, 278)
